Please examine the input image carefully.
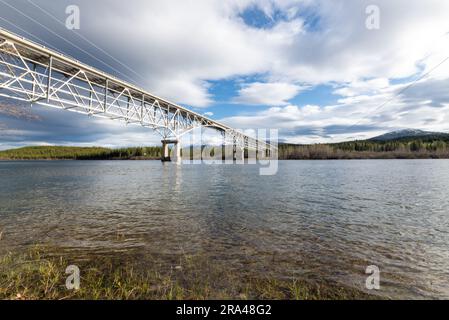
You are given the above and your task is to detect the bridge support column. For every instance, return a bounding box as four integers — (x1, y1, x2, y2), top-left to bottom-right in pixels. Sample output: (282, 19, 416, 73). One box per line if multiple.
(161, 139, 181, 163)
(172, 141, 182, 164)
(222, 144, 226, 162)
(221, 131, 226, 162)
(161, 141, 170, 162)
(256, 140, 259, 160)
(266, 148, 271, 157)
(234, 147, 244, 163)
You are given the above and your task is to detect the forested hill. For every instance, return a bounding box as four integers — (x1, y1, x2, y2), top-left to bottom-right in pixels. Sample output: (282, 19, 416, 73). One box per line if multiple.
(279, 135, 449, 159)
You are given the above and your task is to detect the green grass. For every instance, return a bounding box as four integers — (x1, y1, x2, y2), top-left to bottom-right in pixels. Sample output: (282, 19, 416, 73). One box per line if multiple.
(0, 246, 374, 300)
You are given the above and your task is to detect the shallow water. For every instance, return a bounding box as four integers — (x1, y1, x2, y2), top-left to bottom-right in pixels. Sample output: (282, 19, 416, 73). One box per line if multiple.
(0, 160, 448, 299)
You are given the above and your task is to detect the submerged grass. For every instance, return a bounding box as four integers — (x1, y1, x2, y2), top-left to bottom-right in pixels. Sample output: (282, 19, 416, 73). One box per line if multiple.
(0, 246, 374, 300)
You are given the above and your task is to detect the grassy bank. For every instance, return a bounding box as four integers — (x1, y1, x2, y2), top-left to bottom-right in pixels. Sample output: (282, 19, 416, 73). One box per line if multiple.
(0, 246, 373, 300)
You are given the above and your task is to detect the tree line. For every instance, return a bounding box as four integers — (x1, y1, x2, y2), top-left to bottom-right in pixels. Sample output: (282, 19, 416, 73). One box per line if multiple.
(0, 146, 163, 160)
(1, 137, 449, 160)
(279, 137, 449, 159)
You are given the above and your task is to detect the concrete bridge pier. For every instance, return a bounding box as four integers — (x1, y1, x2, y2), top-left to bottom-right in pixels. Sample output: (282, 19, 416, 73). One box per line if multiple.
(239, 148, 245, 162)
(161, 139, 181, 164)
(172, 141, 182, 164)
(266, 148, 271, 158)
(232, 145, 245, 163)
(222, 144, 226, 162)
(161, 140, 170, 162)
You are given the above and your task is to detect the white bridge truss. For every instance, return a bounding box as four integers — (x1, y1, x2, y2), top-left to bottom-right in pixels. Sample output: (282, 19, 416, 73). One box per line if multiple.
(0, 27, 272, 155)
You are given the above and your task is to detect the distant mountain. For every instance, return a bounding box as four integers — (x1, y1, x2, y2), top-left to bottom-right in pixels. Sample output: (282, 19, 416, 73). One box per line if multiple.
(370, 129, 449, 142)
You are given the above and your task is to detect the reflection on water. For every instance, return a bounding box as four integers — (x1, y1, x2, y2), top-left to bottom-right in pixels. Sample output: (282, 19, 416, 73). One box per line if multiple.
(0, 160, 448, 299)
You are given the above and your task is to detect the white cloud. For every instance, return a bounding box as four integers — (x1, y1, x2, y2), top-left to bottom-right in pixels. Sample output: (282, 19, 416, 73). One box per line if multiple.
(333, 78, 390, 98)
(8, 0, 449, 102)
(2, 0, 449, 145)
(75, 0, 297, 107)
(71, 0, 449, 110)
(234, 82, 304, 105)
(274, 0, 449, 84)
(220, 77, 449, 143)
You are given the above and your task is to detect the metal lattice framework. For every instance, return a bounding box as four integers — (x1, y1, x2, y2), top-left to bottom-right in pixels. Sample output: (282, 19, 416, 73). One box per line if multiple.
(0, 27, 270, 150)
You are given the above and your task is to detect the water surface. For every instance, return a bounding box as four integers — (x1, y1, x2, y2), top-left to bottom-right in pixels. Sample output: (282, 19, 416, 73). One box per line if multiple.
(0, 160, 448, 299)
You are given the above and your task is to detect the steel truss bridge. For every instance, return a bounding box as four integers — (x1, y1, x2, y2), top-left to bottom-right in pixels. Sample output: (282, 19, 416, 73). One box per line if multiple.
(0, 27, 273, 163)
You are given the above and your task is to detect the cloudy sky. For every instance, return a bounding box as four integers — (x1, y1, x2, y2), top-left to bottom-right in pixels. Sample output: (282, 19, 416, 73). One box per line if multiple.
(1, 0, 449, 149)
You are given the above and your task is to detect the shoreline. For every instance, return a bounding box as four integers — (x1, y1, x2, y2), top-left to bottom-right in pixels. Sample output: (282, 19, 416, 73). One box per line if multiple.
(0, 158, 161, 161)
(0, 246, 377, 300)
(2, 141, 449, 162)
(1, 157, 449, 161)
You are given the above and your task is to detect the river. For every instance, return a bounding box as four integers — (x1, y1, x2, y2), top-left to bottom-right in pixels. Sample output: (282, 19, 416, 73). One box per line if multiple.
(0, 160, 448, 299)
